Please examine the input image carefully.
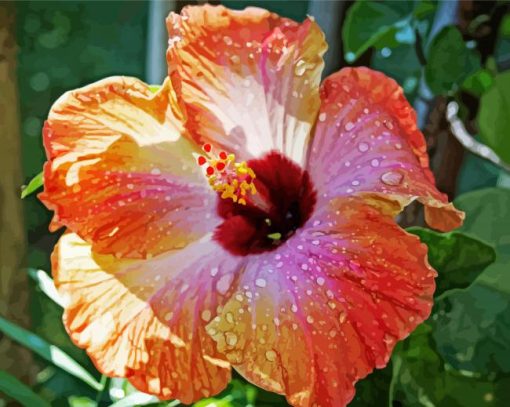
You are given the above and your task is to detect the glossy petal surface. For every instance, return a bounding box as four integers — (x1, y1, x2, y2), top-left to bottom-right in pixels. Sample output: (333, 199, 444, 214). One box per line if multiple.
(207, 197, 435, 407)
(40, 77, 218, 258)
(166, 4, 326, 165)
(53, 233, 245, 403)
(308, 67, 464, 231)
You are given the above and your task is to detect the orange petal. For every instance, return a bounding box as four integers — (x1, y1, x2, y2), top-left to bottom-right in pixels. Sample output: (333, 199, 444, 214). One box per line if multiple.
(166, 4, 326, 165)
(39, 76, 219, 258)
(53, 232, 245, 403)
(206, 197, 435, 407)
(308, 67, 464, 231)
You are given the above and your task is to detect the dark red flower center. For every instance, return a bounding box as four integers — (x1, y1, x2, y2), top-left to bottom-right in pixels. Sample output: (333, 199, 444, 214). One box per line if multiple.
(214, 151, 317, 256)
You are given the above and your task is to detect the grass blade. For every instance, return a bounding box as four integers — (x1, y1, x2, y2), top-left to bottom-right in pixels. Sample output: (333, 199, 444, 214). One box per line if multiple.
(108, 392, 160, 407)
(0, 370, 51, 407)
(28, 268, 65, 307)
(21, 171, 43, 199)
(0, 315, 102, 391)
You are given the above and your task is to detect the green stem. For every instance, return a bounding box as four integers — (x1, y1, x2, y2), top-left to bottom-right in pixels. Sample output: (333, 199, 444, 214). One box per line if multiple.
(95, 374, 110, 405)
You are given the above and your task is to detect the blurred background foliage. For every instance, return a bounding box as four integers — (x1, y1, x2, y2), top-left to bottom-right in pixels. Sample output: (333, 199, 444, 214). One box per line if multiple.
(1, 0, 510, 406)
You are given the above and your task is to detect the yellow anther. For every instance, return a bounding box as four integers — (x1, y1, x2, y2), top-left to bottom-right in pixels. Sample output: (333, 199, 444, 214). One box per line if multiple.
(197, 144, 257, 205)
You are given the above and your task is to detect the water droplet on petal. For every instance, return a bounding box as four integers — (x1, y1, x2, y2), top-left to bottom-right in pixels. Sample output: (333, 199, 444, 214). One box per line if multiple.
(265, 350, 277, 362)
(294, 60, 307, 76)
(381, 171, 404, 186)
(338, 311, 347, 323)
(318, 112, 327, 122)
(306, 315, 314, 324)
(201, 310, 212, 322)
(316, 277, 325, 286)
(255, 278, 267, 288)
(358, 142, 369, 152)
(216, 274, 233, 295)
(370, 158, 380, 167)
(344, 121, 355, 131)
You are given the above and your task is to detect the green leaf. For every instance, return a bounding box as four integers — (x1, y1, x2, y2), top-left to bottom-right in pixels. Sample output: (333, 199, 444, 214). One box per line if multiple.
(107, 392, 160, 407)
(432, 282, 510, 375)
(342, 1, 417, 62)
(477, 72, 510, 164)
(68, 396, 97, 407)
(462, 68, 494, 97)
(390, 324, 510, 406)
(408, 228, 496, 297)
(501, 13, 510, 37)
(425, 26, 481, 95)
(0, 315, 102, 391)
(349, 363, 392, 407)
(193, 396, 234, 407)
(0, 370, 51, 407)
(28, 268, 65, 307)
(371, 44, 421, 99)
(455, 187, 510, 256)
(430, 188, 510, 375)
(21, 171, 43, 199)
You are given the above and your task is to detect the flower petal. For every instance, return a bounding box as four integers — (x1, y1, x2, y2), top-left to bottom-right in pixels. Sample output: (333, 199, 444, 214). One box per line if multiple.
(308, 67, 464, 231)
(206, 197, 435, 407)
(166, 4, 326, 164)
(39, 76, 218, 258)
(53, 232, 245, 403)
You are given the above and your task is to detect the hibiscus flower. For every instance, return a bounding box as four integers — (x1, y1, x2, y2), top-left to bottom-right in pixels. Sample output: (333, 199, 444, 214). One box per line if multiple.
(39, 4, 464, 407)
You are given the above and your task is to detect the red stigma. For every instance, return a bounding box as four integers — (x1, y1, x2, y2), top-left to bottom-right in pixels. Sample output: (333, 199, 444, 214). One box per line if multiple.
(203, 143, 212, 153)
(197, 156, 206, 166)
(206, 166, 215, 176)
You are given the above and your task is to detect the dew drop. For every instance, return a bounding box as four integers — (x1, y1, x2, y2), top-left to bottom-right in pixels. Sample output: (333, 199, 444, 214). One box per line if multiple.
(358, 142, 369, 152)
(210, 267, 219, 277)
(338, 311, 347, 323)
(265, 350, 277, 362)
(294, 60, 307, 76)
(225, 312, 235, 324)
(255, 278, 267, 288)
(306, 315, 314, 324)
(201, 310, 212, 322)
(381, 171, 404, 186)
(344, 121, 355, 131)
(216, 274, 233, 295)
(318, 112, 327, 122)
(316, 277, 325, 286)
(370, 158, 380, 167)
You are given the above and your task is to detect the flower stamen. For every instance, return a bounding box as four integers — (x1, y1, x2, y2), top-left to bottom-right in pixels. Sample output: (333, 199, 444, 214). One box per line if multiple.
(197, 144, 257, 205)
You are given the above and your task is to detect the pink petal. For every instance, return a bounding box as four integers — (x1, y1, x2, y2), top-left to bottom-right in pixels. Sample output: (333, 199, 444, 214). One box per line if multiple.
(206, 197, 435, 407)
(308, 67, 463, 231)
